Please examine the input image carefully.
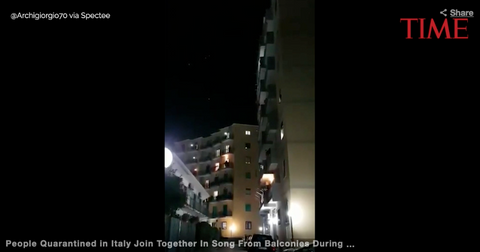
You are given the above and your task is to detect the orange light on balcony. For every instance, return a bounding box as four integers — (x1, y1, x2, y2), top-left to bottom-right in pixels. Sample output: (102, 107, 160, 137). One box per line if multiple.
(260, 174, 275, 185)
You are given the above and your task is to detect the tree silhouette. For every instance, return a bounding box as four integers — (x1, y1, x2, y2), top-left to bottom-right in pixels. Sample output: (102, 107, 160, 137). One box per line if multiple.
(165, 169, 187, 216)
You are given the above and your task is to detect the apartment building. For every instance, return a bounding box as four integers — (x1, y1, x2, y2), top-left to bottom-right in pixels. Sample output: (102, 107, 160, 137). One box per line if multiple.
(165, 147, 210, 221)
(173, 124, 261, 238)
(255, 0, 315, 242)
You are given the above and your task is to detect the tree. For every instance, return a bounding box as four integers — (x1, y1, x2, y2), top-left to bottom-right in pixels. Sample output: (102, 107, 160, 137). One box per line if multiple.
(164, 169, 187, 216)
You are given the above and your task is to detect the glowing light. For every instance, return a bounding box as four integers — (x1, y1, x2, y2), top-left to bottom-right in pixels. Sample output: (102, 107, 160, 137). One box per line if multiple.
(288, 203, 303, 223)
(165, 148, 173, 168)
(259, 227, 263, 231)
(230, 224, 236, 232)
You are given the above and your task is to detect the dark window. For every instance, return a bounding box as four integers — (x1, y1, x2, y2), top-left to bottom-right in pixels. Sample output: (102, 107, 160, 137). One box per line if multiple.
(245, 156, 251, 164)
(246, 188, 251, 195)
(221, 221, 227, 230)
(266, 32, 274, 44)
(245, 204, 251, 212)
(267, 57, 275, 70)
(245, 221, 252, 230)
(283, 160, 286, 178)
(245, 143, 251, 149)
(279, 88, 282, 103)
(246, 172, 251, 179)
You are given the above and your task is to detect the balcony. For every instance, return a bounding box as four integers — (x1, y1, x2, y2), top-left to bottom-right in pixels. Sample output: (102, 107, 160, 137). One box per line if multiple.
(209, 177, 234, 187)
(266, 149, 278, 171)
(210, 210, 233, 218)
(220, 148, 235, 155)
(261, 132, 273, 145)
(208, 192, 234, 202)
(186, 198, 209, 217)
(184, 157, 199, 164)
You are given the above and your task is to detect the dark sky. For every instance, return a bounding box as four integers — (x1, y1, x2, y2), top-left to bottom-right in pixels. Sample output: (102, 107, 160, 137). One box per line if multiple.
(165, 1, 269, 143)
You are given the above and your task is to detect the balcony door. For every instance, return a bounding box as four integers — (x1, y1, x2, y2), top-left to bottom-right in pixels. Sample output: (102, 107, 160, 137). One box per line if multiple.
(212, 206, 217, 218)
(223, 205, 228, 216)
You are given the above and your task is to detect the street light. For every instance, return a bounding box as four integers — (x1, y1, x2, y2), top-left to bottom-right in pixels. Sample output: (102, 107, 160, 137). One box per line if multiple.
(230, 224, 236, 238)
(288, 203, 303, 241)
(165, 148, 173, 168)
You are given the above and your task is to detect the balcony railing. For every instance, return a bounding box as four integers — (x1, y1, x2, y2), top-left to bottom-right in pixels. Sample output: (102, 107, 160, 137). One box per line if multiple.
(208, 192, 234, 202)
(209, 177, 234, 187)
(266, 151, 278, 171)
(186, 198, 209, 216)
(210, 210, 233, 218)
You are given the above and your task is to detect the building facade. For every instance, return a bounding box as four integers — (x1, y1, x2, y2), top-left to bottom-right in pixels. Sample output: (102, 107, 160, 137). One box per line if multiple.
(173, 124, 261, 238)
(165, 148, 210, 221)
(255, 0, 315, 242)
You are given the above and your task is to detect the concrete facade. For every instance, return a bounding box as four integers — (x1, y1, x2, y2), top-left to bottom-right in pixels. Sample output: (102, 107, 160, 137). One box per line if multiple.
(256, 0, 315, 242)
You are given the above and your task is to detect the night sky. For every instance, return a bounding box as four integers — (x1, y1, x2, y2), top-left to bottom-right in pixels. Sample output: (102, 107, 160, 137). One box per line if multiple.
(165, 1, 269, 143)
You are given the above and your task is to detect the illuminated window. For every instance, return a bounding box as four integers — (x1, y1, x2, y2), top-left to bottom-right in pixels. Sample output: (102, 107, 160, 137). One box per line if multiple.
(221, 222, 227, 230)
(216, 149, 220, 157)
(245, 130, 251, 135)
(193, 156, 196, 160)
(245, 157, 251, 165)
(213, 191, 218, 197)
(225, 145, 230, 153)
(205, 180, 209, 189)
(215, 163, 220, 171)
(280, 122, 284, 140)
(245, 221, 252, 230)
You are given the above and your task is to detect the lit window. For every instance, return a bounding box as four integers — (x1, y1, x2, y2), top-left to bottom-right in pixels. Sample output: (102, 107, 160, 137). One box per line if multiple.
(245, 157, 251, 165)
(221, 222, 227, 230)
(245, 130, 251, 135)
(190, 144, 194, 147)
(213, 191, 218, 197)
(215, 163, 220, 171)
(245, 221, 252, 230)
(280, 122, 284, 140)
(225, 145, 230, 153)
(216, 149, 220, 157)
(205, 180, 210, 189)
(193, 156, 196, 160)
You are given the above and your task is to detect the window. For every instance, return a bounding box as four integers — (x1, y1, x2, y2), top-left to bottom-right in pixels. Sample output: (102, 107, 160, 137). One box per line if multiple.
(245, 221, 252, 230)
(245, 157, 251, 165)
(283, 160, 286, 179)
(246, 172, 251, 179)
(246, 188, 251, 195)
(224, 132, 230, 138)
(245, 130, 251, 135)
(225, 145, 230, 153)
(215, 163, 220, 171)
(195, 143, 199, 150)
(280, 122, 284, 140)
(216, 149, 220, 157)
(245, 143, 251, 149)
(267, 56, 275, 70)
(213, 191, 218, 197)
(212, 206, 217, 215)
(266, 32, 274, 44)
(205, 180, 210, 189)
(245, 204, 251, 212)
(221, 222, 227, 230)
(223, 205, 228, 214)
(279, 89, 282, 103)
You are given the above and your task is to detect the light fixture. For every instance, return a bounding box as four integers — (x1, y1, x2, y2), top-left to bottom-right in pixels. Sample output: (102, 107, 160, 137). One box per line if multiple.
(190, 144, 194, 147)
(165, 148, 173, 168)
(194, 168, 198, 171)
(288, 203, 303, 223)
(230, 225, 236, 232)
(259, 227, 263, 231)
(268, 217, 278, 225)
